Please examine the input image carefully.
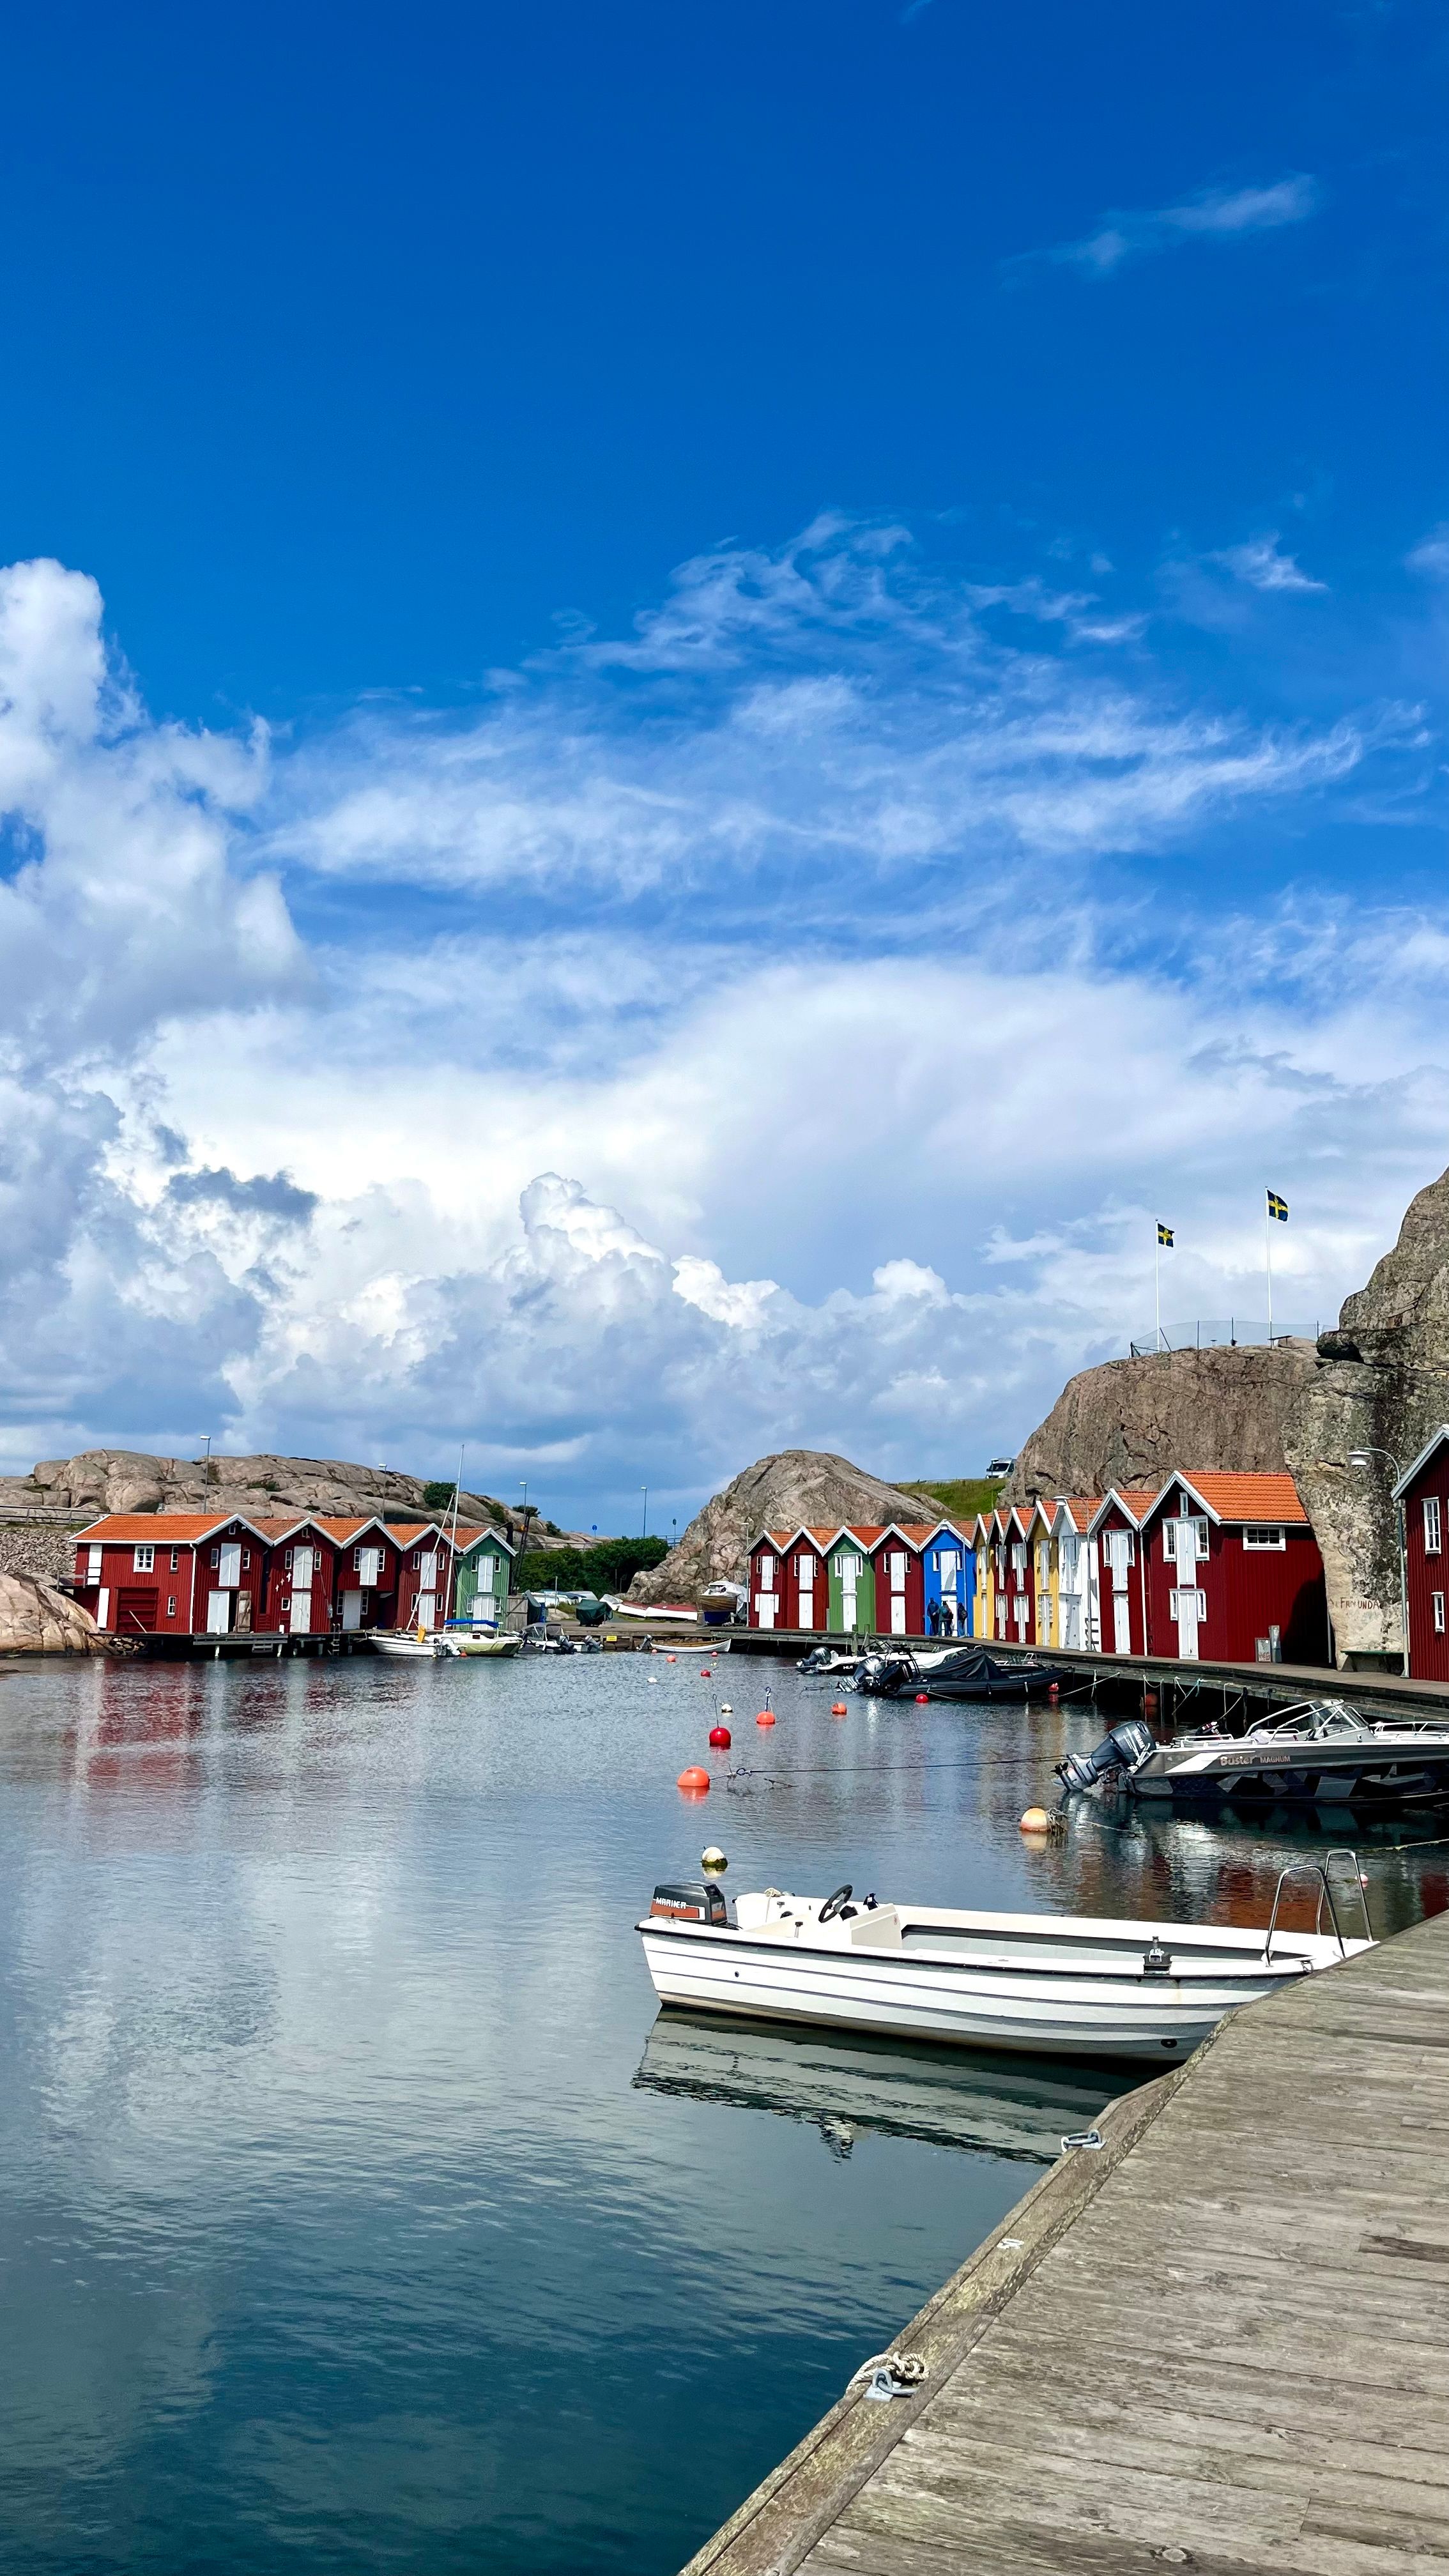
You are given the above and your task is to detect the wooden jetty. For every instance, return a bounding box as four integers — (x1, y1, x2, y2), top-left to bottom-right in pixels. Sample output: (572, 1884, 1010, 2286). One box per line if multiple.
(682, 1900, 1449, 2576)
(726, 1624, 1449, 1724)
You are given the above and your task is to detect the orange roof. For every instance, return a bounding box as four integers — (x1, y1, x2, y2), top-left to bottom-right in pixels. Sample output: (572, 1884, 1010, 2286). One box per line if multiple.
(1169, 1471, 1308, 1526)
(1097, 1488, 1157, 1524)
(1063, 1497, 1097, 1531)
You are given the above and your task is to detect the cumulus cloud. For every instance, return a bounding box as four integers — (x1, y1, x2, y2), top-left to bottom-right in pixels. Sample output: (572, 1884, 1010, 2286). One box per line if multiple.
(0, 529, 1445, 1517)
(1016, 174, 1320, 279)
(0, 560, 301, 1059)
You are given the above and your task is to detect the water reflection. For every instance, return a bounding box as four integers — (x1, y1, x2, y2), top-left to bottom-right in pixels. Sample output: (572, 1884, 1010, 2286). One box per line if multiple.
(635, 2012, 1138, 2161)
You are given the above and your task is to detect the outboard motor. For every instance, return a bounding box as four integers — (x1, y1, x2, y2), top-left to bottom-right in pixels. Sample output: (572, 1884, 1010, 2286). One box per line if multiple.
(854, 1652, 917, 1698)
(1056, 1717, 1155, 1793)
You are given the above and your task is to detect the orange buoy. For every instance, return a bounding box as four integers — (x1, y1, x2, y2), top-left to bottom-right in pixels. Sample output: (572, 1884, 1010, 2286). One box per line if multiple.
(677, 1765, 711, 1793)
(1019, 1806, 1051, 1834)
(831, 1699, 848, 1717)
(667, 1655, 677, 1664)
(709, 1724, 732, 1747)
(756, 1709, 776, 1727)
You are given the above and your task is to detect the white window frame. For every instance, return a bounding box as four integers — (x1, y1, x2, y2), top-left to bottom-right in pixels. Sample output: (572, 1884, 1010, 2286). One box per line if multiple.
(169, 1549, 180, 1572)
(1434, 1591, 1446, 1635)
(133, 1544, 155, 1573)
(1424, 1497, 1443, 1557)
(166, 1597, 176, 1619)
(1242, 1526, 1285, 1552)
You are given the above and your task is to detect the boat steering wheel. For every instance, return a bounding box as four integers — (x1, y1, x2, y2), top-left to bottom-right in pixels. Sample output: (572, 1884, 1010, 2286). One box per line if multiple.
(818, 1883, 854, 1923)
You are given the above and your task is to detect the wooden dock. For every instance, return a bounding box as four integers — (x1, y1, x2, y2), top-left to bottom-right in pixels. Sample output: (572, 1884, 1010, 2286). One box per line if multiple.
(725, 1625, 1449, 1723)
(682, 1901, 1449, 2576)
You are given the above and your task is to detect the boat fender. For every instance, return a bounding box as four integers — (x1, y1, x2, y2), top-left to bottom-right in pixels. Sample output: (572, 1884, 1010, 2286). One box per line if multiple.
(1142, 1938, 1174, 1975)
(701, 1845, 727, 1872)
(848, 2350, 927, 2403)
(1061, 2128, 1103, 2152)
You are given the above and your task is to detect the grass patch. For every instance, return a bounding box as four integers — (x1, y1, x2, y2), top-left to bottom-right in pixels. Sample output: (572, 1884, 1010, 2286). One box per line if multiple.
(900, 1476, 1004, 1521)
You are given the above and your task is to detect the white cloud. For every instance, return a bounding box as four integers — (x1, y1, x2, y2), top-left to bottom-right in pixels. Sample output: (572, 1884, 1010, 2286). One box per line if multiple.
(1018, 174, 1320, 279)
(0, 533, 1444, 1521)
(1211, 535, 1327, 594)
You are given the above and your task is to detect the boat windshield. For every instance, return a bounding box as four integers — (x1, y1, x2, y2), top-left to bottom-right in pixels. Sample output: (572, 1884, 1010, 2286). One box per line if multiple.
(1245, 1701, 1368, 1742)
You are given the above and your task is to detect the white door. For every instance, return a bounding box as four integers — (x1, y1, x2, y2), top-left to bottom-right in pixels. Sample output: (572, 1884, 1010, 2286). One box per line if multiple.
(1172, 1587, 1200, 1659)
(756, 1593, 776, 1629)
(417, 1593, 436, 1632)
(289, 1591, 312, 1635)
(1113, 1592, 1131, 1653)
(206, 1591, 231, 1634)
(798, 1586, 814, 1629)
(341, 1590, 363, 1630)
(217, 1544, 241, 1588)
(96, 1586, 111, 1631)
(889, 1594, 907, 1635)
(1062, 1598, 1080, 1649)
(356, 1547, 381, 1586)
(292, 1547, 314, 1588)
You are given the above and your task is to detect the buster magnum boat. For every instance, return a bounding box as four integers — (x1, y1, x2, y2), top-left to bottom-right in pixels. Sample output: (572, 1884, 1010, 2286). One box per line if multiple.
(1059, 1699, 1449, 1809)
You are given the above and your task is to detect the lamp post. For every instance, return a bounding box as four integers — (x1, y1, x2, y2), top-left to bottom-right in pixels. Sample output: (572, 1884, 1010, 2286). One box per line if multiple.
(1348, 1447, 1407, 1676)
(641, 1487, 648, 1539)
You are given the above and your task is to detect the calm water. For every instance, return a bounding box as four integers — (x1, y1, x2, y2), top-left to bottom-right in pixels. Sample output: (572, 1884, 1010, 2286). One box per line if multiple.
(0, 1650, 1443, 2575)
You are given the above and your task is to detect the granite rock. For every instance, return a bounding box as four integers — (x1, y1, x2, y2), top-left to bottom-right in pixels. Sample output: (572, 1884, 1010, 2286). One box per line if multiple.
(626, 1450, 941, 1601)
(0, 1573, 102, 1653)
(1002, 1340, 1319, 1506)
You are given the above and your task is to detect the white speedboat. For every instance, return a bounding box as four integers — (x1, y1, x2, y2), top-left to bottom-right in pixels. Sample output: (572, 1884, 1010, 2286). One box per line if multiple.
(636, 1876, 1370, 2063)
(443, 1629, 523, 1658)
(371, 1631, 449, 1660)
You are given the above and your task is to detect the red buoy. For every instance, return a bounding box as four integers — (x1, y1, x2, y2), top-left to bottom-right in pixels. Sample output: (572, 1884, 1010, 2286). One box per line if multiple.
(1048, 1682, 1060, 1701)
(677, 1765, 711, 1793)
(709, 1724, 732, 1747)
(915, 1692, 929, 1703)
(831, 1699, 848, 1717)
(700, 1668, 712, 1677)
(756, 1709, 776, 1727)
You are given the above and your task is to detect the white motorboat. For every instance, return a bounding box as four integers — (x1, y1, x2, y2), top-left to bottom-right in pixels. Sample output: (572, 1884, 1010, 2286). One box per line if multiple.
(636, 1870, 1372, 2063)
(443, 1629, 523, 1658)
(610, 1599, 700, 1625)
(371, 1631, 449, 1660)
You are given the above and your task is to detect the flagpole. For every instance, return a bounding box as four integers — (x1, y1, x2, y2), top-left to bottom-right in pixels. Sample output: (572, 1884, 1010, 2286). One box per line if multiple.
(1154, 1229, 1162, 1352)
(1264, 1190, 1273, 1346)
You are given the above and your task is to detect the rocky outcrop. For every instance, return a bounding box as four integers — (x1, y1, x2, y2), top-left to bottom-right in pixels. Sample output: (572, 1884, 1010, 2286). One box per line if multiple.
(1286, 1163, 1449, 1665)
(0, 1450, 513, 1530)
(627, 1450, 941, 1602)
(0, 1573, 102, 1653)
(1002, 1340, 1319, 1506)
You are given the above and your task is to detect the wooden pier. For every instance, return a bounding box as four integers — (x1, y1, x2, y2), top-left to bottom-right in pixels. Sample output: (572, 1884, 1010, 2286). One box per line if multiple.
(725, 1624, 1449, 1724)
(682, 1901, 1449, 2576)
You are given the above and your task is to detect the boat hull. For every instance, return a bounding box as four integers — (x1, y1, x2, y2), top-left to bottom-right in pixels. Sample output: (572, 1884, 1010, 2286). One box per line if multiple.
(637, 1919, 1347, 2062)
(1135, 1747, 1449, 1806)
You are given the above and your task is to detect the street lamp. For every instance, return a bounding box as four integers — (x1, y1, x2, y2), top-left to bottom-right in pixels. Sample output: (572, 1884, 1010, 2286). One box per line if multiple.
(640, 1486, 648, 1539)
(1348, 1448, 1407, 1676)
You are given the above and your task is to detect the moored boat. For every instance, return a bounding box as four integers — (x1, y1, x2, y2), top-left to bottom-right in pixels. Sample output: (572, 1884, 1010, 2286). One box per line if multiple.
(1059, 1699, 1449, 1808)
(636, 1873, 1370, 2062)
(371, 1630, 450, 1660)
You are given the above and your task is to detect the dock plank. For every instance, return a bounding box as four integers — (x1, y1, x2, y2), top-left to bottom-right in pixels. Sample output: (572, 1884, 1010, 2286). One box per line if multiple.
(679, 1905, 1449, 2576)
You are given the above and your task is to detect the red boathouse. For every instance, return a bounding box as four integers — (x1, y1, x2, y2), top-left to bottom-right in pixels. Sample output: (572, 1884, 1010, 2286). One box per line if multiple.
(1393, 1430, 1449, 1682)
(1139, 1473, 1329, 1667)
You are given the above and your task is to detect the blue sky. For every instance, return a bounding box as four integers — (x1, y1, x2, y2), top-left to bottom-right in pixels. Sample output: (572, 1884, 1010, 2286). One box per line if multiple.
(0, 2, 1446, 1529)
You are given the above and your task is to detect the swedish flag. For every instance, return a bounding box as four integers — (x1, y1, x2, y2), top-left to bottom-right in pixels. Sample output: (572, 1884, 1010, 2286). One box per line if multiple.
(1157, 1223, 1174, 1247)
(1267, 1190, 1288, 1223)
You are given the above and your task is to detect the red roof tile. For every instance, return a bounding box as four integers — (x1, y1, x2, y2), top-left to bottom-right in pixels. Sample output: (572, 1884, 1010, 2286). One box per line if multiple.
(1170, 1471, 1308, 1526)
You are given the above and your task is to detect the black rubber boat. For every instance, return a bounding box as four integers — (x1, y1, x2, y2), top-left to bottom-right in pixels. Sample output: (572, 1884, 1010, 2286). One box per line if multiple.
(857, 1646, 1076, 1702)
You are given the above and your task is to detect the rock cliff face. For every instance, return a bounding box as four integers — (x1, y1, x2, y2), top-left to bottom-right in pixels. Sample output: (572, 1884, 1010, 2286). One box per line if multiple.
(0, 1450, 509, 1529)
(1002, 1341, 1319, 1506)
(1286, 1163, 1449, 1665)
(0, 1574, 102, 1653)
(627, 1450, 940, 1601)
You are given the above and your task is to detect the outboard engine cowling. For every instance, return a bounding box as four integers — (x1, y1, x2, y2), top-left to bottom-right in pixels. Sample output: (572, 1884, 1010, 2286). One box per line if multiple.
(1056, 1717, 1155, 1793)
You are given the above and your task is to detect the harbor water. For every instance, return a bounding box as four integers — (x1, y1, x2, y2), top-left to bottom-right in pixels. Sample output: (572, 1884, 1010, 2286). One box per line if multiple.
(0, 1649, 1443, 2575)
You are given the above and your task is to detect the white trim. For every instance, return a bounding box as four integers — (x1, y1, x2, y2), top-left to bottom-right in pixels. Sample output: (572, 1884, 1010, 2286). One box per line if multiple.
(1394, 1425, 1449, 1503)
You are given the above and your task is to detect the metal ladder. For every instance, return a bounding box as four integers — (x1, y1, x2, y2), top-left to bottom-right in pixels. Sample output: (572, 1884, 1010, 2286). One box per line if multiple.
(1262, 1848, 1373, 1963)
